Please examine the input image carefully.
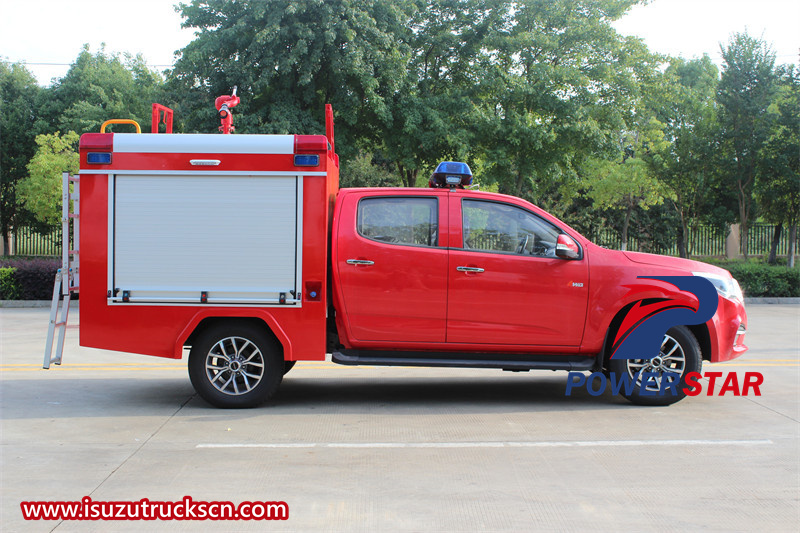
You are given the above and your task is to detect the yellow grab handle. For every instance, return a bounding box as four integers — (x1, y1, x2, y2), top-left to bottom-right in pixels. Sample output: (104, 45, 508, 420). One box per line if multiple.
(100, 119, 142, 133)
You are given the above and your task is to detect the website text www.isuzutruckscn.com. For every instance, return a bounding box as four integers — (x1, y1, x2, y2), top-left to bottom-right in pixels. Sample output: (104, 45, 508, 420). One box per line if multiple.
(20, 496, 288, 521)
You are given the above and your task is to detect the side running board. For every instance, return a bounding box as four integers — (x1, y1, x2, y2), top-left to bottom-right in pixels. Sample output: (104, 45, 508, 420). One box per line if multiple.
(332, 350, 596, 372)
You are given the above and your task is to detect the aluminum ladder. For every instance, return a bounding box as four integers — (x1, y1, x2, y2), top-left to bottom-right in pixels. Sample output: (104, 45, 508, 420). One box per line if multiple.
(44, 172, 80, 369)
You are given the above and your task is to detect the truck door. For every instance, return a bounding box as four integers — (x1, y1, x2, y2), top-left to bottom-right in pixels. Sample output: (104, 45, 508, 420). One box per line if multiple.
(335, 193, 448, 343)
(447, 197, 588, 346)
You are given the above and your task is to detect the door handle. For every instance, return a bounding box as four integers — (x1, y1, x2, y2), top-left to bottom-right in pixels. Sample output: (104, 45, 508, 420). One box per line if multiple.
(457, 266, 484, 273)
(346, 259, 375, 266)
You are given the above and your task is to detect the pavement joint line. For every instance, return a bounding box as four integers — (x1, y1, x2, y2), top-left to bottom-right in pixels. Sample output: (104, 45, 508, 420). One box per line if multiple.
(195, 439, 774, 449)
(712, 359, 798, 363)
(696, 368, 800, 424)
(0, 363, 184, 368)
(5, 364, 797, 373)
(708, 363, 799, 367)
(0, 365, 184, 370)
(740, 394, 800, 424)
(0, 362, 182, 367)
(0, 364, 360, 372)
(85, 393, 196, 500)
(0, 366, 187, 372)
(0, 362, 339, 367)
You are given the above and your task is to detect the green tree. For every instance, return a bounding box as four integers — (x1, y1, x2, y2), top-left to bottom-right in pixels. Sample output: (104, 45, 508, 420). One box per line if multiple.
(473, 0, 649, 213)
(756, 65, 800, 267)
(650, 56, 736, 258)
(16, 132, 80, 227)
(380, 0, 498, 187)
(582, 118, 670, 250)
(340, 152, 402, 188)
(169, 0, 411, 152)
(38, 45, 164, 135)
(0, 61, 43, 255)
(717, 32, 777, 258)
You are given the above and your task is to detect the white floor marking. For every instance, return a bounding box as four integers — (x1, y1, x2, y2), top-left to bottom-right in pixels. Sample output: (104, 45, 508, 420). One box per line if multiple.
(196, 439, 773, 449)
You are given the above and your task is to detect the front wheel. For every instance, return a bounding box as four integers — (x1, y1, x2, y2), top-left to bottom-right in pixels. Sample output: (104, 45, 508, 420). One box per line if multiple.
(188, 323, 283, 408)
(608, 325, 702, 406)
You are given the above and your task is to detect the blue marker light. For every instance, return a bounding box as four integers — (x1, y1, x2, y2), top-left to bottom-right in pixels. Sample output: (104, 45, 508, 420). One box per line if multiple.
(294, 154, 320, 167)
(87, 152, 112, 164)
(436, 161, 471, 175)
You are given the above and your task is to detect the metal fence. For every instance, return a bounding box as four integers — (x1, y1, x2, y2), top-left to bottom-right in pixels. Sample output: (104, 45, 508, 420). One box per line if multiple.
(591, 225, 727, 257)
(591, 223, 796, 257)
(692, 225, 728, 256)
(11, 226, 63, 256)
(8, 223, 798, 259)
(745, 224, 795, 256)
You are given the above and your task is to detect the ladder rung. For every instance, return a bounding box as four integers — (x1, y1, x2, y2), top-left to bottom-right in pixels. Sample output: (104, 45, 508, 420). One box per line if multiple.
(45, 172, 78, 370)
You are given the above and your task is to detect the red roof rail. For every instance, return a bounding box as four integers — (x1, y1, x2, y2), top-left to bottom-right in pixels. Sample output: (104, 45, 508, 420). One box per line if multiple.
(152, 103, 174, 133)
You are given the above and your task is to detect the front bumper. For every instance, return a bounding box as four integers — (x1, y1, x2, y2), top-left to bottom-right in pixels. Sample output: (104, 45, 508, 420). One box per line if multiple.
(708, 295, 748, 362)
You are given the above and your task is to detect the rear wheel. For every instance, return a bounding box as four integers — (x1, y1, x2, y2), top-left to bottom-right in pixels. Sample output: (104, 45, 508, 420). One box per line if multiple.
(188, 322, 283, 408)
(609, 325, 701, 406)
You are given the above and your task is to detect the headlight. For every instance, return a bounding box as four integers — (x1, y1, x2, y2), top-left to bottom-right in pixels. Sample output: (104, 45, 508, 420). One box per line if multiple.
(692, 271, 744, 302)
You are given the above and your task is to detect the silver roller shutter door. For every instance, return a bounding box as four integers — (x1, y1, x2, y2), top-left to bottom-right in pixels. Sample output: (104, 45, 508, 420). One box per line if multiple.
(112, 174, 301, 304)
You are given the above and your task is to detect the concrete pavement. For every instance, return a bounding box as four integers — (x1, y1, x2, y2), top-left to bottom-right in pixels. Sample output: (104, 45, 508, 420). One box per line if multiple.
(1, 304, 798, 531)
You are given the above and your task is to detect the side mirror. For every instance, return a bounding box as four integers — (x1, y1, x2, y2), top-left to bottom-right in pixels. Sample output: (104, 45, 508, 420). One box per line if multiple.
(556, 234, 580, 260)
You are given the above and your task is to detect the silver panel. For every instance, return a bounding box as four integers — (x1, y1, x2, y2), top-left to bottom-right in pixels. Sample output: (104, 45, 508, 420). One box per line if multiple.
(82, 170, 327, 176)
(112, 133, 295, 154)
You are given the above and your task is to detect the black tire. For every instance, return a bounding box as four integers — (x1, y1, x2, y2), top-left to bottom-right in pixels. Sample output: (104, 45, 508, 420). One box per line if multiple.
(283, 360, 297, 375)
(188, 322, 283, 408)
(608, 325, 702, 406)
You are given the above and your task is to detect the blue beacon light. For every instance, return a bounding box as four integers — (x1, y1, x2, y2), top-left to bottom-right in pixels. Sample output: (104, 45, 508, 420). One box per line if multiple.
(429, 161, 473, 189)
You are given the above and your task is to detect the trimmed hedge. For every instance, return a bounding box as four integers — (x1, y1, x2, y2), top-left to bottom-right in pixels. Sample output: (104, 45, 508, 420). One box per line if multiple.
(703, 259, 800, 298)
(0, 267, 21, 299)
(0, 258, 60, 300)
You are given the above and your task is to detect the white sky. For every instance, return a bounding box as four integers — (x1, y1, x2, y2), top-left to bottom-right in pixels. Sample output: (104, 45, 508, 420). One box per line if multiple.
(1, 0, 798, 86)
(612, 0, 799, 65)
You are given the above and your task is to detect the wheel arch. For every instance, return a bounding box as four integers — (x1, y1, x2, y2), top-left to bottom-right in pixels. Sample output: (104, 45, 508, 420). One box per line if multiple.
(175, 312, 290, 360)
(600, 301, 712, 370)
(686, 323, 712, 362)
(600, 301, 635, 371)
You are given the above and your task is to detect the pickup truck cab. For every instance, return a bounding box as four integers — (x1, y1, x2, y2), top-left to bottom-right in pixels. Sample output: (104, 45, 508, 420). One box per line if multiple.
(330, 187, 748, 405)
(69, 107, 747, 408)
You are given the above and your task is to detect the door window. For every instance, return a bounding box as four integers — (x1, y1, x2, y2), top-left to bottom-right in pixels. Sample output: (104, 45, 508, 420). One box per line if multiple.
(462, 199, 560, 256)
(358, 197, 439, 247)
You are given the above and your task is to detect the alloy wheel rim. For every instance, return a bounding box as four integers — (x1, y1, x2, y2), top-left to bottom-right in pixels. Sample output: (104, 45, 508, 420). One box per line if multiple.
(204, 336, 265, 395)
(624, 334, 686, 392)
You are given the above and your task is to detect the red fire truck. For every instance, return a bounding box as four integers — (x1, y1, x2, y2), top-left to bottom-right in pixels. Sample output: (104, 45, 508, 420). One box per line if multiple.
(45, 98, 747, 407)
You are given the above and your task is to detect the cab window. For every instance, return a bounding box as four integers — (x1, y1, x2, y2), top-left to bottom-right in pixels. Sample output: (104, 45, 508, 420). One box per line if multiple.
(358, 197, 439, 247)
(462, 199, 559, 256)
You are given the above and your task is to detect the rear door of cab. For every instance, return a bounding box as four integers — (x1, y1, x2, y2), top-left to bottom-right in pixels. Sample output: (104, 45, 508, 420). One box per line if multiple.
(334, 190, 449, 343)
